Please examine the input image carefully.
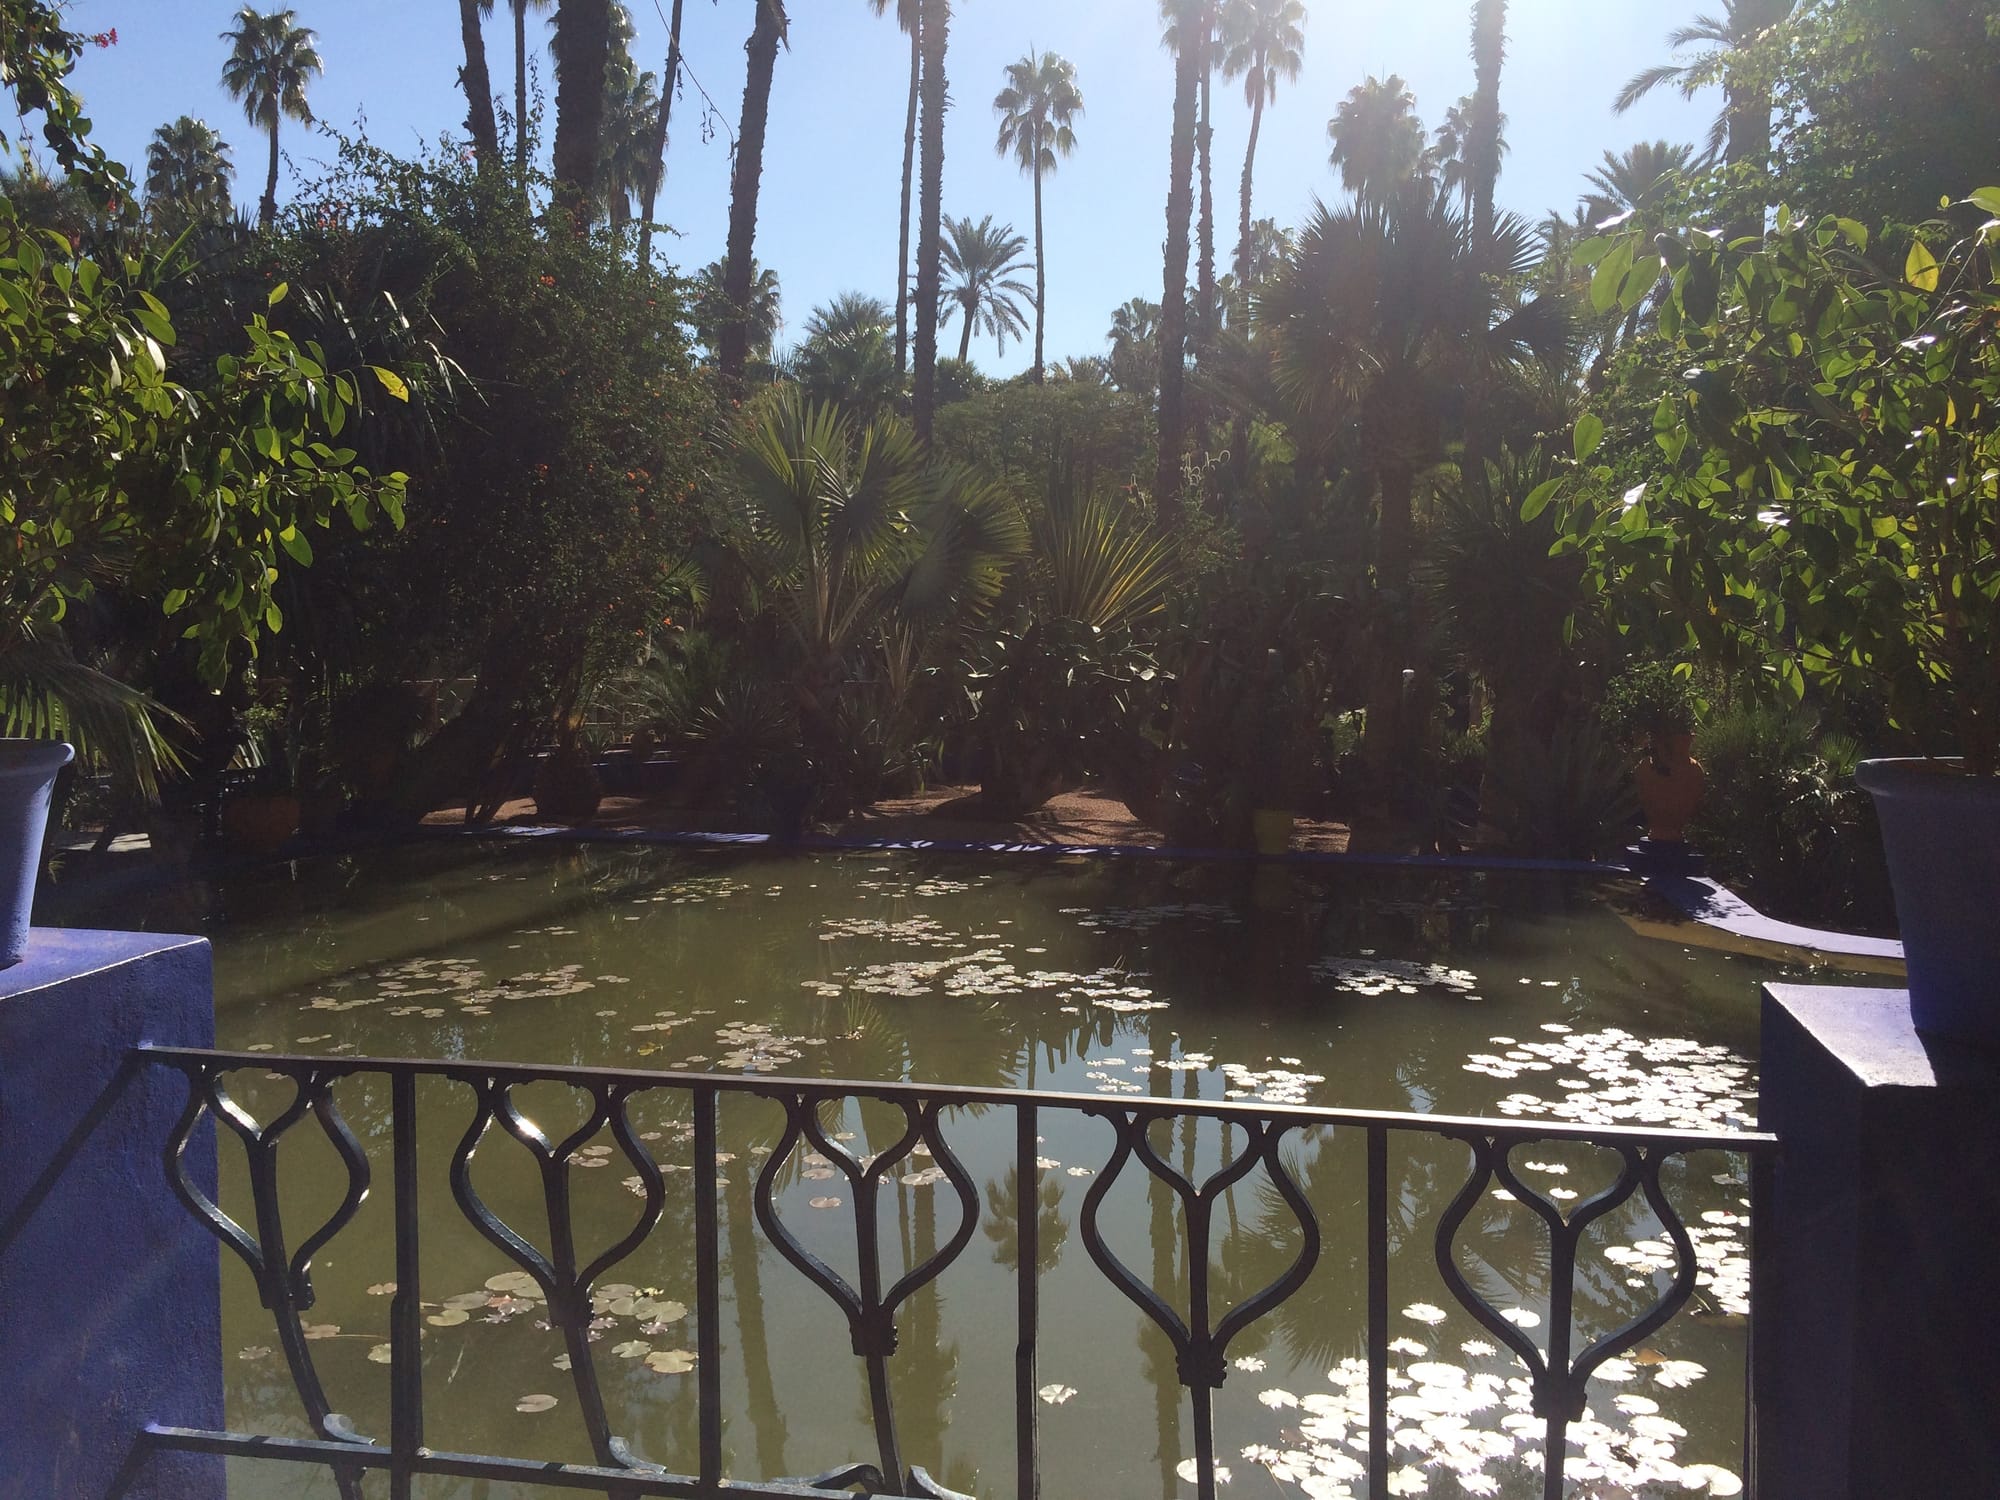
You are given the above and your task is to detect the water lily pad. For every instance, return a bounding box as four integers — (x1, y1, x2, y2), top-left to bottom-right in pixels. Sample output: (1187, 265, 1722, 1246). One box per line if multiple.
(366, 1282, 397, 1297)
(1037, 1383, 1078, 1405)
(426, 1308, 469, 1327)
(443, 1291, 493, 1311)
(515, 1394, 558, 1413)
(611, 1340, 651, 1359)
(644, 1349, 696, 1374)
(1682, 1463, 1743, 1495)
(302, 1323, 339, 1340)
(485, 1271, 543, 1298)
(366, 1343, 392, 1365)
(1401, 1303, 1448, 1325)
(809, 1196, 842, 1209)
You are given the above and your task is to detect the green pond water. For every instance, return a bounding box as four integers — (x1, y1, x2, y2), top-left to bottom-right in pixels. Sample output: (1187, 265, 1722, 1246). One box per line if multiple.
(103, 840, 1782, 1499)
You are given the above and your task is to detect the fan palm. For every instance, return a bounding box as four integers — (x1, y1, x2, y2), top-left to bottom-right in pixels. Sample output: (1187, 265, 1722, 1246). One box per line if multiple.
(994, 50, 1084, 385)
(218, 7, 322, 228)
(721, 0, 790, 384)
(597, 66, 661, 228)
(869, 0, 922, 374)
(1219, 0, 1304, 290)
(1259, 188, 1566, 769)
(1581, 140, 1696, 227)
(143, 117, 234, 230)
(793, 295, 899, 419)
(1326, 74, 1426, 210)
(939, 215, 1033, 364)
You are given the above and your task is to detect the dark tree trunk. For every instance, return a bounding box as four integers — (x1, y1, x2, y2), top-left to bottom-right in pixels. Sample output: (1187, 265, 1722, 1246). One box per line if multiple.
(912, 0, 949, 443)
(1153, 40, 1200, 521)
(458, 0, 503, 168)
(261, 118, 279, 227)
(1031, 139, 1046, 383)
(1196, 36, 1216, 341)
(551, 0, 613, 225)
(957, 295, 975, 363)
(1469, 0, 1505, 248)
(895, 21, 919, 376)
(720, 0, 787, 385)
(514, 0, 530, 178)
(638, 0, 686, 269)
(1236, 74, 1264, 286)
(1721, 1, 1784, 246)
(1362, 462, 1419, 772)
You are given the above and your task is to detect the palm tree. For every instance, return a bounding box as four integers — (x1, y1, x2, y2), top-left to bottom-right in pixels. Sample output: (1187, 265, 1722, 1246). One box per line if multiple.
(458, 0, 502, 166)
(549, 0, 615, 222)
(1219, 0, 1304, 290)
(912, 0, 951, 442)
(1467, 0, 1506, 246)
(597, 66, 661, 228)
(143, 117, 234, 229)
(1615, 0, 1794, 237)
(869, 0, 922, 375)
(1106, 296, 1161, 395)
(1425, 98, 1473, 204)
(1259, 188, 1566, 773)
(1581, 140, 1696, 226)
(720, 0, 790, 385)
(993, 51, 1083, 384)
(637, 0, 686, 269)
(939, 214, 1033, 363)
(694, 258, 781, 364)
(1154, 0, 1205, 518)
(508, 0, 556, 178)
(793, 294, 900, 418)
(218, 7, 322, 228)
(1325, 75, 1426, 209)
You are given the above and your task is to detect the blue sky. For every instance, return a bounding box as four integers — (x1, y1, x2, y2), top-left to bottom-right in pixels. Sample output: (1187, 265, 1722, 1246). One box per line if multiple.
(65, 0, 1718, 377)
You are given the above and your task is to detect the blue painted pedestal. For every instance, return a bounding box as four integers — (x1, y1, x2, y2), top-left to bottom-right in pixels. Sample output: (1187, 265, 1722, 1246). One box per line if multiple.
(1758, 984, 2000, 1499)
(0, 930, 222, 1499)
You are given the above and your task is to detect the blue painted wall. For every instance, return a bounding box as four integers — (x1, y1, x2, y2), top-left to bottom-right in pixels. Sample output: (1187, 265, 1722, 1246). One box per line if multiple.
(0, 930, 223, 1499)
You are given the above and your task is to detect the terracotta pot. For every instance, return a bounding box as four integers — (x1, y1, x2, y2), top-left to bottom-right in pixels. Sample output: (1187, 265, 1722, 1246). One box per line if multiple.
(1856, 758, 2000, 1041)
(1635, 731, 1705, 843)
(219, 791, 301, 854)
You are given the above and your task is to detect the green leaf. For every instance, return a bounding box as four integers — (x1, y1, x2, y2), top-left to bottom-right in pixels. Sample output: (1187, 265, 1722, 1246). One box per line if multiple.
(1967, 188, 2000, 218)
(264, 600, 284, 632)
(1520, 478, 1562, 522)
(269, 281, 290, 307)
(1834, 218, 1870, 251)
(1590, 239, 1634, 315)
(370, 366, 410, 402)
(1870, 515, 1900, 539)
(278, 525, 314, 565)
(1573, 414, 1605, 463)
(1904, 238, 1940, 292)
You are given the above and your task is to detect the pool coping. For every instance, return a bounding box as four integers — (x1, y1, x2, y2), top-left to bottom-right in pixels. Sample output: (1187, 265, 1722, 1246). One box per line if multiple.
(471, 820, 1906, 975)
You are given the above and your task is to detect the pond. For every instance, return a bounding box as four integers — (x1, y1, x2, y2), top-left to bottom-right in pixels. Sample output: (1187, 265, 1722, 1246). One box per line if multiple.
(91, 839, 1784, 1499)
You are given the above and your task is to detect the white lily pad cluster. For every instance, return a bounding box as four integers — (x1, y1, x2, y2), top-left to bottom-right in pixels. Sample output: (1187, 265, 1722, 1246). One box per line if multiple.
(1236, 1319, 1740, 1499)
(1307, 957, 1479, 997)
(1467, 1029, 1756, 1132)
(1062, 902, 1242, 934)
(1606, 1207, 1752, 1318)
(1221, 1060, 1329, 1105)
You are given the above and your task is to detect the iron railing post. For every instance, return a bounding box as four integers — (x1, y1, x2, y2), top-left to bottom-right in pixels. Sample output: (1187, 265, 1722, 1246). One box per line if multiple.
(389, 1070, 422, 1500)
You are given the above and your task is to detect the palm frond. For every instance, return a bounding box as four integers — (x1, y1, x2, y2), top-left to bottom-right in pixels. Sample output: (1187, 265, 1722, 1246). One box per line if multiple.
(0, 633, 184, 801)
(1035, 489, 1182, 632)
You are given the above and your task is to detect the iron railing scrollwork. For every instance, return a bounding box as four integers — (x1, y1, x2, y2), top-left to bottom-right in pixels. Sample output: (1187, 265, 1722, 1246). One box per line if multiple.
(136, 1046, 1772, 1500)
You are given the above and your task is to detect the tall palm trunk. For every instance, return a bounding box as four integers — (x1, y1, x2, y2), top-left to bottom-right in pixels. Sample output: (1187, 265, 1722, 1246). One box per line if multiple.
(638, 0, 686, 269)
(1196, 36, 1216, 340)
(895, 22, 920, 376)
(1469, 0, 1505, 248)
(261, 115, 279, 227)
(1721, 0, 1785, 244)
(458, 0, 502, 167)
(551, 0, 612, 225)
(912, 0, 950, 443)
(1363, 462, 1418, 772)
(1153, 41, 1200, 521)
(513, 0, 530, 178)
(720, 0, 786, 385)
(1031, 131, 1047, 383)
(957, 292, 976, 363)
(1235, 65, 1265, 286)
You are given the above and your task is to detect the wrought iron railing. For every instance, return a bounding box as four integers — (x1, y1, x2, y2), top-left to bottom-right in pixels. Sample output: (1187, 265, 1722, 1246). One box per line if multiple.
(135, 1046, 1774, 1500)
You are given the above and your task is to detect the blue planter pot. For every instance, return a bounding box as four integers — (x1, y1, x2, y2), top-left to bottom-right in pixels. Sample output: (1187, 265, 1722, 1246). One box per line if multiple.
(1856, 758, 2000, 1042)
(0, 740, 75, 966)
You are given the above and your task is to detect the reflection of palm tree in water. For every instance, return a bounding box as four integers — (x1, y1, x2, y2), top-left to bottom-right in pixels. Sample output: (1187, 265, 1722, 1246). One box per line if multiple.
(724, 1148, 789, 1478)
